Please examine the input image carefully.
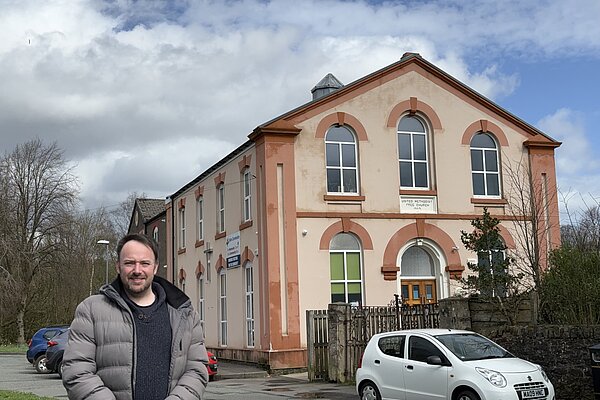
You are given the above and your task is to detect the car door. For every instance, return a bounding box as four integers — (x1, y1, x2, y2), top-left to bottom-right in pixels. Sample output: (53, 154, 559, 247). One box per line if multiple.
(402, 334, 449, 400)
(376, 335, 407, 400)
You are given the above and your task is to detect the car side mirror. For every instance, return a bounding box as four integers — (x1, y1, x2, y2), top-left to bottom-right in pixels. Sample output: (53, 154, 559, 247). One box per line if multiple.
(426, 355, 443, 365)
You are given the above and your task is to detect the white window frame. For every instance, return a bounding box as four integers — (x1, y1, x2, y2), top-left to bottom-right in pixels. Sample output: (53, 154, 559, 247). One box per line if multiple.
(152, 226, 159, 243)
(325, 125, 359, 194)
(198, 274, 205, 330)
(329, 233, 364, 306)
(197, 196, 204, 241)
(398, 115, 430, 190)
(217, 184, 225, 233)
(243, 169, 252, 222)
(219, 269, 227, 346)
(178, 207, 186, 248)
(470, 132, 501, 198)
(245, 262, 255, 347)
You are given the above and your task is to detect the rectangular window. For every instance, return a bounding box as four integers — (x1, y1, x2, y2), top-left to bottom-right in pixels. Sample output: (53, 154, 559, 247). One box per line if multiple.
(218, 185, 225, 233)
(197, 197, 203, 241)
(219, 271, 227, 346)
(178, 207, 186, 248)
(245, 264, 255, 347)
(198, 276, 205, 330)
(243, 170, 252, 222)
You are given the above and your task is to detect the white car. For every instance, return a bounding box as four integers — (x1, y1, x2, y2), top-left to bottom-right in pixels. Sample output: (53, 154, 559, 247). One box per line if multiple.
(356, 329, 554, 400)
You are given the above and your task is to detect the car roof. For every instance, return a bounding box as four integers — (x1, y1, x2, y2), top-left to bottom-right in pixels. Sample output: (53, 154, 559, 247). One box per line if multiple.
(374, 329, 476, 338)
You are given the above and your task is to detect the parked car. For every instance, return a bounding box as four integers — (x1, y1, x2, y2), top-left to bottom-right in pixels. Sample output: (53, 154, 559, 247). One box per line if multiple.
(356, 329, 554, 400)
(206, 351, 218, 380)
(26, 325, 69, 373)
(46, 329, 69, 377)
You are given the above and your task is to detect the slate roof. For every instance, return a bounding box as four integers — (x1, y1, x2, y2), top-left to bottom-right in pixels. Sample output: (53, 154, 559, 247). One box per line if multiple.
(136, 198, 165, 222)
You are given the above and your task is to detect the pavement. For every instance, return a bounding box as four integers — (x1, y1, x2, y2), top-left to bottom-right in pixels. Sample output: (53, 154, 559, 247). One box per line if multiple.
(0, 354, 358, 399)
(213, 359, 358, 399)
(214, 359, 271, 380)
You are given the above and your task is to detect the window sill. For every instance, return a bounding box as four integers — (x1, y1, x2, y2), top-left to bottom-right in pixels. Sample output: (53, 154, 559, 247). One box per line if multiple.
(177, 247, 186, 255)
(239, 220, 253, 231)
(399, 189, 437, 196)
(195, 240, 204, 248)
(214, 231, 226, 240)
(470, 198, 507, 205)
(323, 194, 365, 202)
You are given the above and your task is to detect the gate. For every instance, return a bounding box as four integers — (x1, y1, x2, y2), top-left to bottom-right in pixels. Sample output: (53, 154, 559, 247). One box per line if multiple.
(306, 309, 329, 381)
(307, 296, 439, 382)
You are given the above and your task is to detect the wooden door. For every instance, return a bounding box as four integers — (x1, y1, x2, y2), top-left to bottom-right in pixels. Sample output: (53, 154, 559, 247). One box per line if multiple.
(400, 279, 437, 305)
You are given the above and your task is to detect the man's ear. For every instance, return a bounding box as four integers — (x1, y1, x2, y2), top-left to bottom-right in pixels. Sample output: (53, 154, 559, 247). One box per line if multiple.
(115, 262, 120, 274)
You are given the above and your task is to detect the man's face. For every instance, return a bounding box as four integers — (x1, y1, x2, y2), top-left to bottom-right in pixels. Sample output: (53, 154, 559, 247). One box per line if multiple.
(116, 240, 158, 299)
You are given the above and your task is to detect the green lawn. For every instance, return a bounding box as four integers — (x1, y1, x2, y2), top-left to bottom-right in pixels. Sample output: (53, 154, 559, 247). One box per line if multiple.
(0, 344, 27, 354)
(0, 391, 54, 400)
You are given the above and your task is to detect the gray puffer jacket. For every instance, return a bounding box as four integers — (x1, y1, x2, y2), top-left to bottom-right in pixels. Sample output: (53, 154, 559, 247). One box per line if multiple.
(62, 276, 208, 400)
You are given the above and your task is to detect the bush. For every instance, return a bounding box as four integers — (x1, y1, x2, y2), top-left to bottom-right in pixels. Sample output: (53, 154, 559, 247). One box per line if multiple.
(539, 246, 600, 325)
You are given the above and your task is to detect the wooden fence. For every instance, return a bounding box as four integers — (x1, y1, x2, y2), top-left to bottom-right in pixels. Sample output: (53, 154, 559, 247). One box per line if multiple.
(307, 301, 439, 382)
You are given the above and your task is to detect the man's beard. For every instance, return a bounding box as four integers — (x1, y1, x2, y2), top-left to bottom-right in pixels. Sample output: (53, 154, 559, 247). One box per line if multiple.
(122, 273, 153, 297)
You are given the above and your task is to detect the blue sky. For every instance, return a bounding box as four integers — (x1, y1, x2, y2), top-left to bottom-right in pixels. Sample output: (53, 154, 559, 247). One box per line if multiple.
(0, 0, 598, 220)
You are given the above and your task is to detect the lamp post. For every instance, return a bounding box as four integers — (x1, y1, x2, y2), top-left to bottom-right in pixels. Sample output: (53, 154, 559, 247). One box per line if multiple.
(97, 240, 110, 285)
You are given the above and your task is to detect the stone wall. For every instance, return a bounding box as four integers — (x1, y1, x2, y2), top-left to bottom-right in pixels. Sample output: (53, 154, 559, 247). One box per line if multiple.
(489, 325, 600, 400)
(439, 297, 600, 399)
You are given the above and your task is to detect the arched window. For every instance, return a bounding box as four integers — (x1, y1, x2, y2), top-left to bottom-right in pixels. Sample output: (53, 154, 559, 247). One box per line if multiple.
(245, 262, 255, 347)
(153, 226, 159, 243)
(196, 196, 204, 241)
(242, 169, 252, 222)
(325, 125, 358, 194)
(470, 132, 500, 197)
(398, 116, 429, 189)
(218, 269, 227, 346)
(217, 184, 225, 233)
(329, 233, 363, 305)
(197, 274, 205, 330)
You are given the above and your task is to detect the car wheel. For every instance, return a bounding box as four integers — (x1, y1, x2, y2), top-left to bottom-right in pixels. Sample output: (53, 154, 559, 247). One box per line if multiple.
(34, 354, 50, 374)
(359, 381, 381, 400)
(456, 389, 481, 400)
(57, 360, 64, 378)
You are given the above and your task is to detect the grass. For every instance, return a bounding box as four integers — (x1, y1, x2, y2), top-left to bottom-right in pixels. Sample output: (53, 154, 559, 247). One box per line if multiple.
(0, 344, 27, 354)
(0, 391, 54, 400)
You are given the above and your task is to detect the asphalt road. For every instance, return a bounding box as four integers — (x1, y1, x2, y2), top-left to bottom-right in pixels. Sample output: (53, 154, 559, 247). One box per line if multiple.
(0, 354, 357, 399)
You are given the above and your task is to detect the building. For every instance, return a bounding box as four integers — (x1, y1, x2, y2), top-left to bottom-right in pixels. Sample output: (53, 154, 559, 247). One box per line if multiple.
(166, 53, 561, 370)
(128, 198, 168, 279)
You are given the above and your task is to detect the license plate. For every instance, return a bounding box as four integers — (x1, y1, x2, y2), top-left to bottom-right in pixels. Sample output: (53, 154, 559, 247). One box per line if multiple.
(521, 388, 546, 399)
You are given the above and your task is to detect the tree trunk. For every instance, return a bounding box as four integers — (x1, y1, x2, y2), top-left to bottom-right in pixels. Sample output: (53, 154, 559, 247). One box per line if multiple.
(16, 308, 25, 345)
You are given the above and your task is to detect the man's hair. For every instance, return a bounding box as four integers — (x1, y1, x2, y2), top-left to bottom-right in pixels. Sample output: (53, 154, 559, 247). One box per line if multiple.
(116, 233, 159, 262)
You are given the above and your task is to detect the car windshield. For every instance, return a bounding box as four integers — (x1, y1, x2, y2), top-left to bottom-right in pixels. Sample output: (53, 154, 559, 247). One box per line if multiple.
(434, 333, 512, 361)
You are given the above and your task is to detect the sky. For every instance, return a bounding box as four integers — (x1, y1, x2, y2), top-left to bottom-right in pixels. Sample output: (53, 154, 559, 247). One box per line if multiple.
(1, 0, 599, 221)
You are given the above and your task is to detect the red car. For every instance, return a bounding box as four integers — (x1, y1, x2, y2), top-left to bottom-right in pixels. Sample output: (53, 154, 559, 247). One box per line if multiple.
(205, 351, 218, 380)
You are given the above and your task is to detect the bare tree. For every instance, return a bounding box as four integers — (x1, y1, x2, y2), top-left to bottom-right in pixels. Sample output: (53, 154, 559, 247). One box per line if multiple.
(504, 157, 560, 289)
(110, 191, 146, 238)
(0, 139, 78, 344)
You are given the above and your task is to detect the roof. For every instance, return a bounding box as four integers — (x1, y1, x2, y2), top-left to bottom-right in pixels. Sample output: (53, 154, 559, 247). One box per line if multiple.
(251, 52, 560, 145)
(136, 198, 165, 222)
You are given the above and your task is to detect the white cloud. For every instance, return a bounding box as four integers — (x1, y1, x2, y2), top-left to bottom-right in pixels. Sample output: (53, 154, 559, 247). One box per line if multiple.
(0, 0, 598, 211)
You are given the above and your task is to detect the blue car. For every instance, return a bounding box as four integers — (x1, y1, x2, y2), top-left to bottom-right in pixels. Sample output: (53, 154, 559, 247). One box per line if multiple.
(46, 329, 69, 377)
(26, 325, 69, 373)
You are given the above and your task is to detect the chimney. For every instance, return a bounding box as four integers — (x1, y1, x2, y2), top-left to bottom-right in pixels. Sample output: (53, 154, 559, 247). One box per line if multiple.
(310, 73, 343, 100)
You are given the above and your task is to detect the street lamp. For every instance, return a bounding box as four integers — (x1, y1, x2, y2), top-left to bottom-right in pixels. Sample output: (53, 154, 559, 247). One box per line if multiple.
(97, 240, 110, 285)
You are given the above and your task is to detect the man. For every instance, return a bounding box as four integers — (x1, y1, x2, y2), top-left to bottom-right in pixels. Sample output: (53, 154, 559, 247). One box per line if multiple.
(62, 233, 208, 400)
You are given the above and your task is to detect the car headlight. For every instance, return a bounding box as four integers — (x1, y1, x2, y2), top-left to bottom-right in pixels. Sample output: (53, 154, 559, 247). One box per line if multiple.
(475, 367, 507, 387)
(537, 365, 550, 383)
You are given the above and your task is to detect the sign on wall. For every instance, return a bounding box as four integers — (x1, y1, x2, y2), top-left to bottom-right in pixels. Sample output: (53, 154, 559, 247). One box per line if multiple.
(226, 231, 241, 269)
(400, 196, 437, 214)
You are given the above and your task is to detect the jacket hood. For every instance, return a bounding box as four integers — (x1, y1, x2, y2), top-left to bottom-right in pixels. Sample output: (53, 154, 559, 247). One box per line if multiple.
(104, 275, 191, 310)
